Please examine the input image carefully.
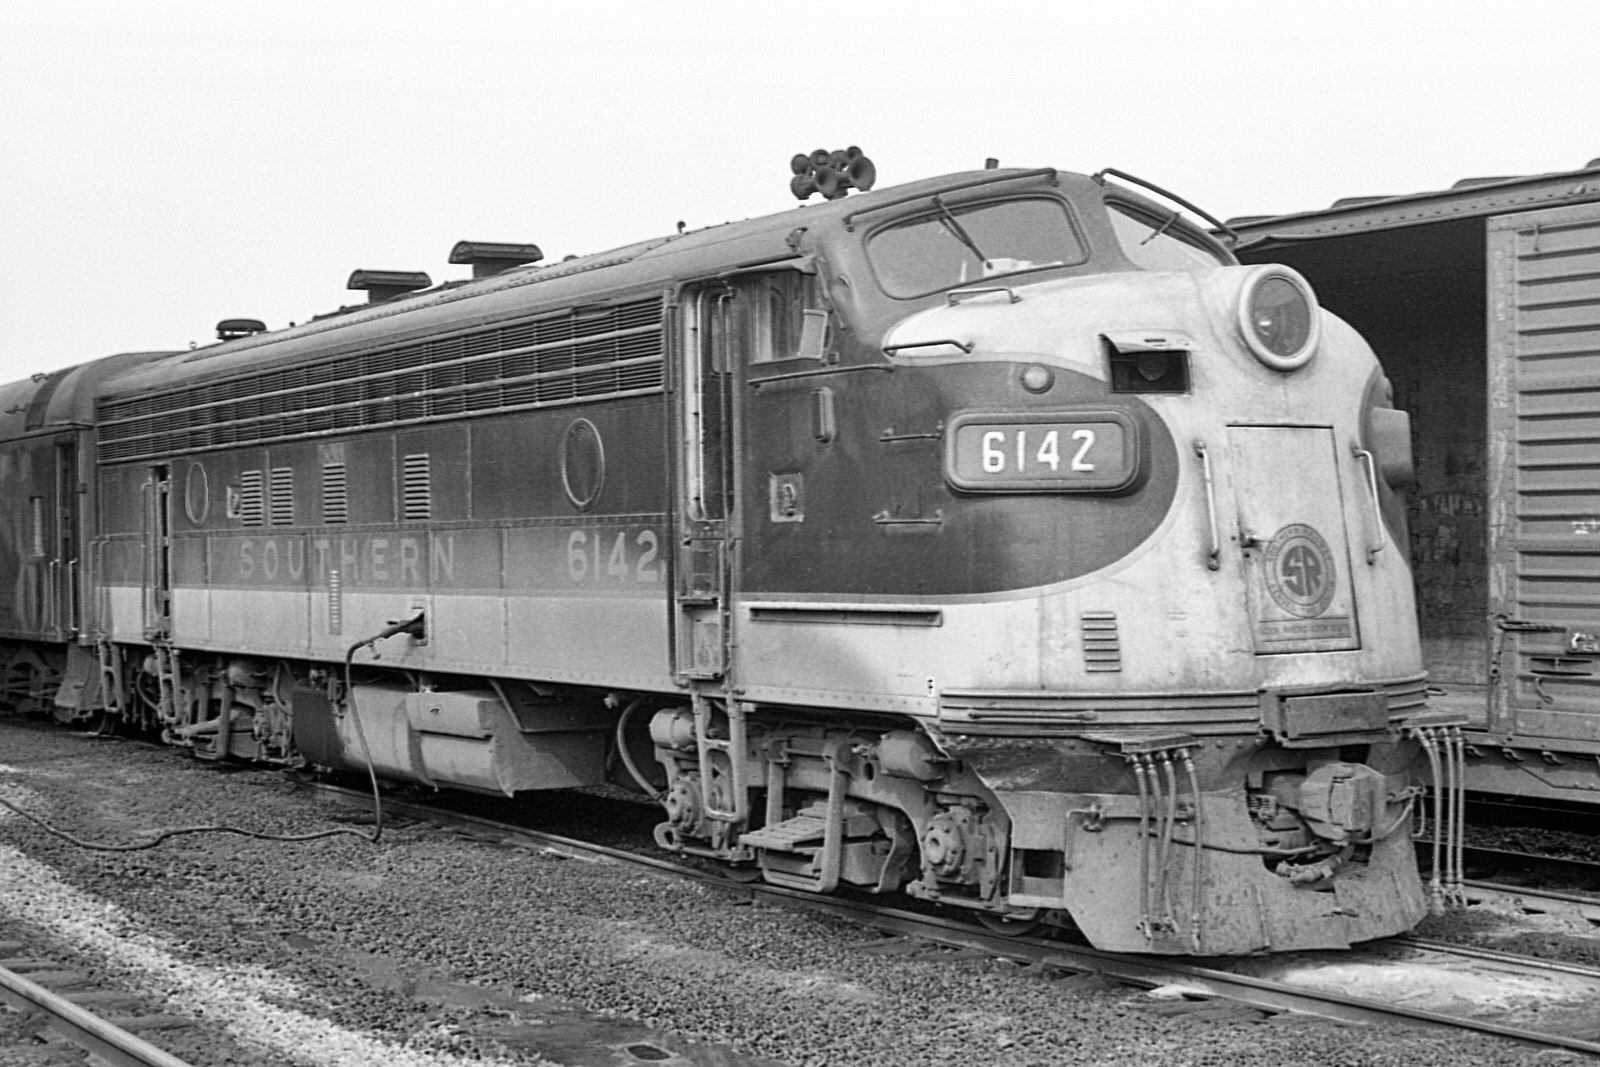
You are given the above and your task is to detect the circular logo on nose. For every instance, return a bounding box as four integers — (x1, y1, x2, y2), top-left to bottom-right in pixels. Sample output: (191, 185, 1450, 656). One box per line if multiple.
(1263, 523, 1337, 618)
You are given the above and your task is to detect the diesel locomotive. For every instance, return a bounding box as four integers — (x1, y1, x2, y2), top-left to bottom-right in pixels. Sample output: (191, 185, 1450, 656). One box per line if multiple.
(0, 159, 1463, 955)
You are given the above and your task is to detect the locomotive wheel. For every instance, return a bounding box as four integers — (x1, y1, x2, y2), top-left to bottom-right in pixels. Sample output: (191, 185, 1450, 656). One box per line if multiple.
(975, 909, 1043, 937)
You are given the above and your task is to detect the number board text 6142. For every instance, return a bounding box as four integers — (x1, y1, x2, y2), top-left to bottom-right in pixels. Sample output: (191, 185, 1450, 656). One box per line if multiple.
(944, 410, 1139, 493)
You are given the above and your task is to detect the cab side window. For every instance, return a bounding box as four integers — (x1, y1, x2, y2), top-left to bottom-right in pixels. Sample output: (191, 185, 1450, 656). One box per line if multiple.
(748, 273, 829, 363)
(1107, 202, 1230, 271)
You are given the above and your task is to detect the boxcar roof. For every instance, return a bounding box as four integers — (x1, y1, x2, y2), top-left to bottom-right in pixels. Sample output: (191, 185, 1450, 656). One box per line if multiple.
(1228, 157, 1600, 251)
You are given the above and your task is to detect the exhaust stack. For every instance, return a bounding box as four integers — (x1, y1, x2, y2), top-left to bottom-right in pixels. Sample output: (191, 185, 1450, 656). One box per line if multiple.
(347, 269, 432, 304)
(449, 241, 544, 279)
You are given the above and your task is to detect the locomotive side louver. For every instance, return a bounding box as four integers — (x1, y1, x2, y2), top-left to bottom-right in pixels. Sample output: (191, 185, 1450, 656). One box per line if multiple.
(94, 297, 664, 463)
(1081, 611, 1121, 673)
(322, 462, 349, 524)
(402, 454, 432, 521)
(269, 468, 295, 525)
(236, 470, 264, 527)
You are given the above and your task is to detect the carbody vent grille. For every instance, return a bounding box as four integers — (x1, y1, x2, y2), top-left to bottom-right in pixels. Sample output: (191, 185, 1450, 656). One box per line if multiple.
(269, 468, 294, 525)
(235, 470, 264, 527)
(322, 462, 348, 524)
(1081, 611, 1122, 673)
(402, 454, 432, 520)
(95, 297, 666, 463)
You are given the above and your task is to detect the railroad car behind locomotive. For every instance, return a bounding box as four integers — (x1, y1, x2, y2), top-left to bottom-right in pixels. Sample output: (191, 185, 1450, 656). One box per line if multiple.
(1229, 159, 1600, 804)
(0, 351, 173, 717)
(1, 158, 1462, 955)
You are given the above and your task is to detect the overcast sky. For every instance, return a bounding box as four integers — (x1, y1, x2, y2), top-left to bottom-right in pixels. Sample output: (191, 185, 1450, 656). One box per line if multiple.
(3, 1, 1597, 380)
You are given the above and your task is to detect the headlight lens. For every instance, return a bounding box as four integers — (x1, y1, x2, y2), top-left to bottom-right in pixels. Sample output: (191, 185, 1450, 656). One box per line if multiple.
(1238, 268, 1320, 370)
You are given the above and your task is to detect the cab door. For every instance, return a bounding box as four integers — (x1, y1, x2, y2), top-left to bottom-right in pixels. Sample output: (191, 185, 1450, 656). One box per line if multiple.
(51, 437, 78, 638)
(670, 284, 737, 681)
(142, 463, 173, 641)
(1485, 201, 1600, 741)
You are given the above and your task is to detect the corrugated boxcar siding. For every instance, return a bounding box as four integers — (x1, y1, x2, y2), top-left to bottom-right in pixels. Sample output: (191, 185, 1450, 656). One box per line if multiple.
(1488, 202, 1600, 738)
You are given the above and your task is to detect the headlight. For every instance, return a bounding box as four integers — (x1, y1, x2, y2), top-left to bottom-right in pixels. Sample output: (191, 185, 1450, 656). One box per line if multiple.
(1237, 266, 1320, 371)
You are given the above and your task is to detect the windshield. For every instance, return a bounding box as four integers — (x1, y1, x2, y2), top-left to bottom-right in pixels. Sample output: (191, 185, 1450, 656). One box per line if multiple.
(867, 197, 1087, 298)
(1108, 202, 1230, 271)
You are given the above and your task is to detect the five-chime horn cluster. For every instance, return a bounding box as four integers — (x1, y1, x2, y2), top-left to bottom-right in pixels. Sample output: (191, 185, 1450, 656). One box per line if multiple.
(790, 147, 877, 201)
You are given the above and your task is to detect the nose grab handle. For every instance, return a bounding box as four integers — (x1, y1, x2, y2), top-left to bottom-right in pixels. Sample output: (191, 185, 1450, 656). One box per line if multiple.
(1351, 443, 1388, 563)
(1194, 440, 1221, 571)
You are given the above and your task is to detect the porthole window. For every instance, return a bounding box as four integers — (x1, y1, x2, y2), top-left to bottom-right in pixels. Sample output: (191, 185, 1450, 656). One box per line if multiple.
(562, 419, 605, 511)
(184, 462, 210, 525)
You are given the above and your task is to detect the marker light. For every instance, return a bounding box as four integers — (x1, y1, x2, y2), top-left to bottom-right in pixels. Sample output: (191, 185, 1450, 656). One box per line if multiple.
(1020, 364, 1055, 393)
(1237, 267, 1320, 371)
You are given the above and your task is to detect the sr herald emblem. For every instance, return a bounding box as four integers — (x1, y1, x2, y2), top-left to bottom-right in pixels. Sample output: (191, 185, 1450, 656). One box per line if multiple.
(1263, 523, 1338, 619)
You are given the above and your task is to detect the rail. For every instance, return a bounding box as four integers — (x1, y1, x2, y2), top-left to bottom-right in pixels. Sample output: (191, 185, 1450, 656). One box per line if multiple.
(305, 781, 1600, 1059)
(0, 962, 197, 1067)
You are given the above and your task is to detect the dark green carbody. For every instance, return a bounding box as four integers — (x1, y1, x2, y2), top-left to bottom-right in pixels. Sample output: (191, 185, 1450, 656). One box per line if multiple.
(739, 362, 1178, 596)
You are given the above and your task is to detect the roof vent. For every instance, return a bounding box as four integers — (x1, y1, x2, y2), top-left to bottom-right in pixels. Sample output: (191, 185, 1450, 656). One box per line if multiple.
(216, 318, 267, 341)
(449, 241, 544, 278)
(347, 270, 433, 303)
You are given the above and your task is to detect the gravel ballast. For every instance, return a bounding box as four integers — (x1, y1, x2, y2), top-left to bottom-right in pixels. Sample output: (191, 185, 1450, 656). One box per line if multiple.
(1, 717, 1595, 1067)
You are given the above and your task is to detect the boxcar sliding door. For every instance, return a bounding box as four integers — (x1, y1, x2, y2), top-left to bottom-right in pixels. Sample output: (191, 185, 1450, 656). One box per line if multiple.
(1484, 202, 1600, 755)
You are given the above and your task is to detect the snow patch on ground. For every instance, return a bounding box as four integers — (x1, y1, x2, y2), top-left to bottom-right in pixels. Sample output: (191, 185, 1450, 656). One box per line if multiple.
(0, 846, 514, 1066)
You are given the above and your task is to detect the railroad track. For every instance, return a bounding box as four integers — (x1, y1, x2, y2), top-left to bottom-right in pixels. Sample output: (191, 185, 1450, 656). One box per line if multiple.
(1462, 875, 1600, 927)
(1421, 833, 1600, 923)
(307, 782, 1600, 1059)
(1460, 841, 1600, 890)
(0, 948, 197, 1067)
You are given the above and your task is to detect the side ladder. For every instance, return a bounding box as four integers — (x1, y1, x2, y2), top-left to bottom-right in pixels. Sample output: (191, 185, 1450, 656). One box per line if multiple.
(693, 691, 752, 827)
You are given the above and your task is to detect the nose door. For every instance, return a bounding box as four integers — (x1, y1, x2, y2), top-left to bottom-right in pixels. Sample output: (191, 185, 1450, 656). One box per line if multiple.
(1227, 425, 1361, 654)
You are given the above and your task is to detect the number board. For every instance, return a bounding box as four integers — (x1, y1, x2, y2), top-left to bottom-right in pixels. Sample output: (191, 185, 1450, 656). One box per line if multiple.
(945, 410, 1138, 492)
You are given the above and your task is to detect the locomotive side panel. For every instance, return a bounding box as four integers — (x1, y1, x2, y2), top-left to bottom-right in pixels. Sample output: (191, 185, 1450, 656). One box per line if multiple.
(97, 397, 673, 689)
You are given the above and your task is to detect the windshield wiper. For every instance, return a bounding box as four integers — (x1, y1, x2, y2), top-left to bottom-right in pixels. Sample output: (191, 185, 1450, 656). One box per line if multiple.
(1141, 210, 1179, 246)
(933, 195, 988, 263)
